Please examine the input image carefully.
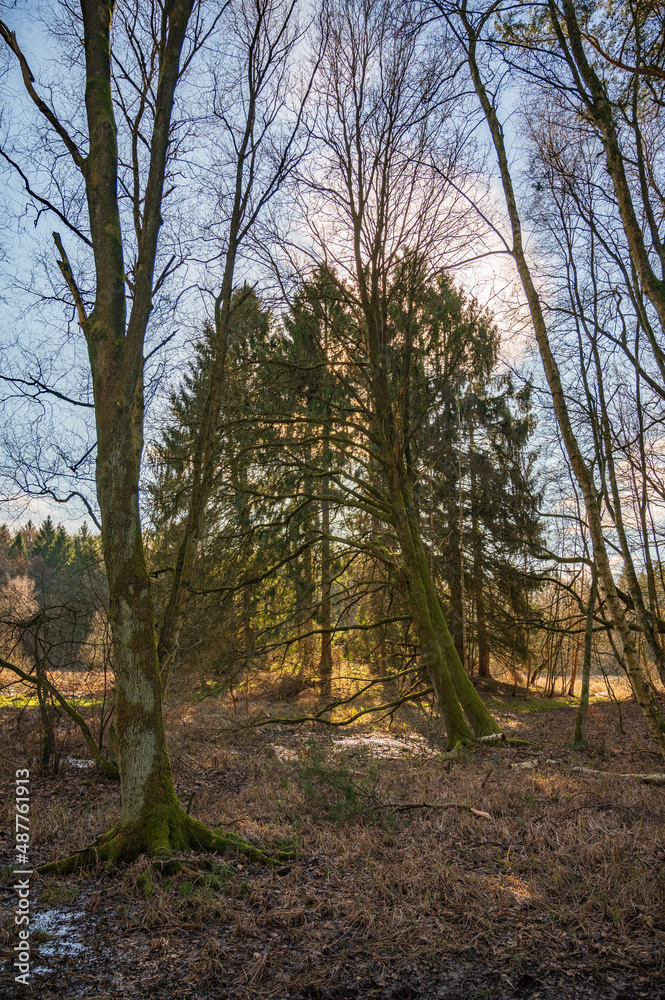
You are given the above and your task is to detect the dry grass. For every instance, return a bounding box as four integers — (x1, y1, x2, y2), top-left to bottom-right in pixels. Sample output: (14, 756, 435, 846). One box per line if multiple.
(1, 664, 664, 998)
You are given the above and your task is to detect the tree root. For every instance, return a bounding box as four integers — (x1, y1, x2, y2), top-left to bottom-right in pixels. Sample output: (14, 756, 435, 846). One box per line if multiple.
(37, 807, 294, 875)
(446, 732, 475, 751)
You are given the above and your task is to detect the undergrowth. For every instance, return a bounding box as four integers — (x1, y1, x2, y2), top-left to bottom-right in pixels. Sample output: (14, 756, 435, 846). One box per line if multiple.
(297, 751, 392, 826)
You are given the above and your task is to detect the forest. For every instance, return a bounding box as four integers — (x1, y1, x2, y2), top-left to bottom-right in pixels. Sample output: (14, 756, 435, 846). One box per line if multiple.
(0, 0, 664, 997)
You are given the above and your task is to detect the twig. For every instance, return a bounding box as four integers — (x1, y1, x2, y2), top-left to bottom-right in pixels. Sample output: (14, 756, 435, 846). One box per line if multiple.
(379, 801, 492, 820)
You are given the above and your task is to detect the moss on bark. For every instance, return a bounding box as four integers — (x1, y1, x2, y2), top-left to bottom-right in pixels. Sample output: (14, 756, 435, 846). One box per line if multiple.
(401, 481, 500, 739)
(38, 800, 291, 875)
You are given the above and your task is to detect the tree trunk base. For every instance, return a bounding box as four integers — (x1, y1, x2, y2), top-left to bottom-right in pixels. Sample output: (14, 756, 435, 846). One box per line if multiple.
(37, 805, 292, 875)
(447, 731, 474, 751)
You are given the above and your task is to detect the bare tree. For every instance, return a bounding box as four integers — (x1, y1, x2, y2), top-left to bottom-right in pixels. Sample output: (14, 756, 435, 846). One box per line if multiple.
(432, 0, 665, 758)
(156, 0, 320, 689)
(283, 0, 501, 746)
(0, 0, 276, 869)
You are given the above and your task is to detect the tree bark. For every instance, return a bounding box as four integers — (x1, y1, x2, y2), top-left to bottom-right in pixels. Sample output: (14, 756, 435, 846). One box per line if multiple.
(574, 574, 597, 747)
(319, 477, 333, 700)
(554, 0, 665, 334)
(470, 422, 491, 678)
(386, 455, 500, 743)
(370, 515, 386, 675)
(461, 15, 665, 759)
(23, 0, 275, 869)
(446, 512, 466, 668)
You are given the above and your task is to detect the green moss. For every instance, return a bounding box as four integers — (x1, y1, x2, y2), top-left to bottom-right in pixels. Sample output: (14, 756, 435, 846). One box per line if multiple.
(39, 792, 293, 874)
(206, 862, 235, 889)
(178, 879, 195, 898)
(137, 870, 155, 899)
(39, 884, 81, 905)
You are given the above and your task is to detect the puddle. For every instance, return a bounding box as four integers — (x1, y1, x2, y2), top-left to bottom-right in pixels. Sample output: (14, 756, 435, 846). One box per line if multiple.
(31, 906, 85, 973)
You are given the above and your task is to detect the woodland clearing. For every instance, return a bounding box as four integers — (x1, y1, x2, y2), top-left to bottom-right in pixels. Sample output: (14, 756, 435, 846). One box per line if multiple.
(1, 666, 664, 1000)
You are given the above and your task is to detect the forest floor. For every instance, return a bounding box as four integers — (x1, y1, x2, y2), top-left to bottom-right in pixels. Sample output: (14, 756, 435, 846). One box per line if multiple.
(1, 666, 665, 999)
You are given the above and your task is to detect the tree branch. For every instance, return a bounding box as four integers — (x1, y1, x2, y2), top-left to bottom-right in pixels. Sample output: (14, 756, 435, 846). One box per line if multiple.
(0, 655, 118, 779)
(53, 232, 89, 332)
(0, 21, 85, 170)
(0, 148, 92, 246)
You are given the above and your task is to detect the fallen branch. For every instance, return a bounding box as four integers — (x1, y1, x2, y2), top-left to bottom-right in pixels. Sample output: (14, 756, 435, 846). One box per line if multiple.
(380, 801, 493, 820)
(219, 681, 433, 732)
(571, 766, 665, 785)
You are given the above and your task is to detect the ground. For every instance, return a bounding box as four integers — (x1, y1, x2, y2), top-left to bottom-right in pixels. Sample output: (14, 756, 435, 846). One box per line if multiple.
(1, 667, 664, 999)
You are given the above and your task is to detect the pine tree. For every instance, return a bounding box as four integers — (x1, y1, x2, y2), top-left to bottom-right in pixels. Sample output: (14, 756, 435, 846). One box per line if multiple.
(33, 517, 57, 563)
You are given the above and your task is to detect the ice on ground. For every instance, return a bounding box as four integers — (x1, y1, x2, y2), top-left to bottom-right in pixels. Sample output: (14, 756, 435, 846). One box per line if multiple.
(32, 906, 85, 973)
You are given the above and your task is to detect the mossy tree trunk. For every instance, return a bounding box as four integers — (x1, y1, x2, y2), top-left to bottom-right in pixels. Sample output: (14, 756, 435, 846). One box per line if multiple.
(375, 429, 499, 745)
(57, 0, 203, 867)
(298, 2, 501, 748)
(6, 0, 272, 871)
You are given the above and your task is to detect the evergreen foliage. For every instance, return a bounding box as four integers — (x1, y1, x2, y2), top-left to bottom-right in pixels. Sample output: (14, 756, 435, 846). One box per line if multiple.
(147, 266, 544, 690)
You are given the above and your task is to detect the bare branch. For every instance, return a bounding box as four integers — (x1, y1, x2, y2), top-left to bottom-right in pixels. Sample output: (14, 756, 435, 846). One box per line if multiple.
(0, 20, 86, 170)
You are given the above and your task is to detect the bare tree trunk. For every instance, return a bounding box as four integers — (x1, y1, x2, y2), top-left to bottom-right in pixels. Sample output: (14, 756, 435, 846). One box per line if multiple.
(555, 0, 665, 333)
(460, 15, 665, 758)
(300, 463, 316, 678)
(568, 626, 580, 698)
(476, 590, 491, 679)
(370, 515, 386, 675)
(586, 333, 665, 687)
(301, 540, 315, 676)
(470, 423, 491, 679)
(34, 622, 55, 775)
(574, 574, 597, 747)
(447, 514, 466, 668)
(319, 477, 333, 700)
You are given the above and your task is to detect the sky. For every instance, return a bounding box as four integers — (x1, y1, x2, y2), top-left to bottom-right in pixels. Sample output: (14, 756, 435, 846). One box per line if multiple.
(1, 0, 655, 587)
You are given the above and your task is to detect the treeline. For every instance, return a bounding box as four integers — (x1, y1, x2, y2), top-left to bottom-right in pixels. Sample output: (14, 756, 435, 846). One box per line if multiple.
(0, 519, 111, 771)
